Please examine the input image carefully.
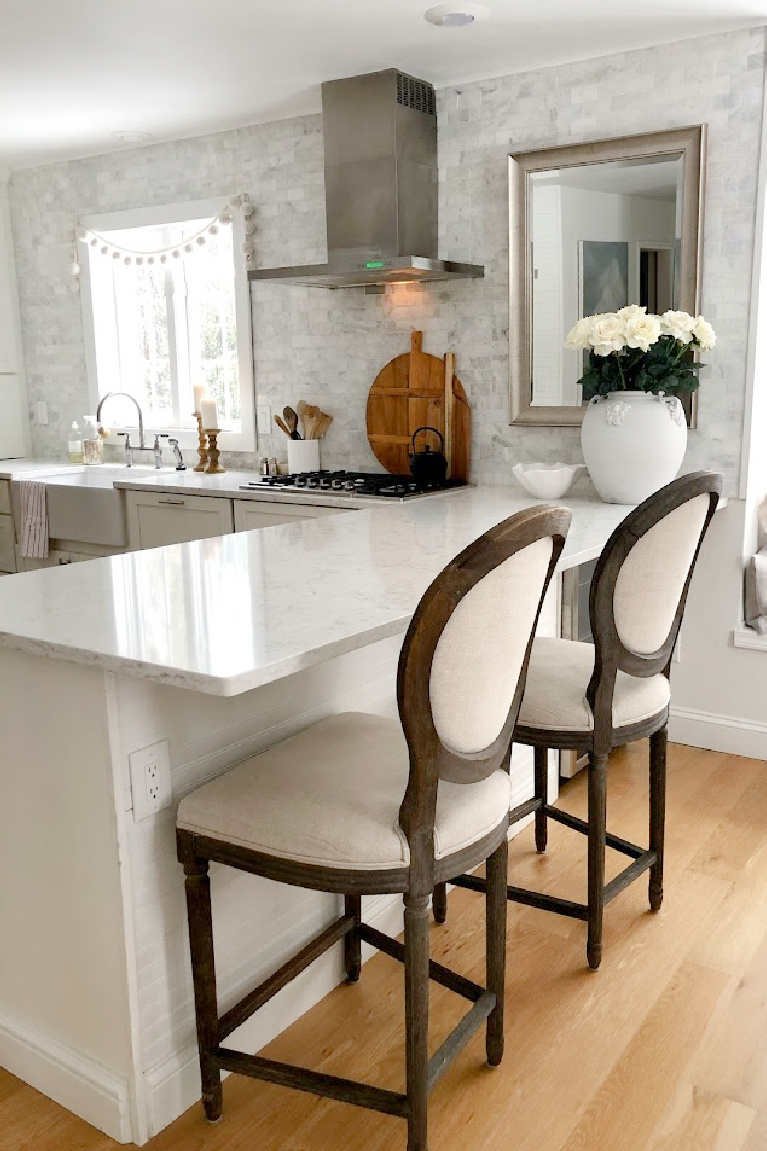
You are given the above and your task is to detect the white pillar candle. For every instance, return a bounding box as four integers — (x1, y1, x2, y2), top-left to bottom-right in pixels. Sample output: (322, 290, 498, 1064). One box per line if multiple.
(200, 400, 219, 430)
(193, 385, 207, 415)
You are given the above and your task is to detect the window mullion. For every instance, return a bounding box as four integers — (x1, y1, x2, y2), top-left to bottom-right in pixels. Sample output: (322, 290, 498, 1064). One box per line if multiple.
(165, 259, 183, 427)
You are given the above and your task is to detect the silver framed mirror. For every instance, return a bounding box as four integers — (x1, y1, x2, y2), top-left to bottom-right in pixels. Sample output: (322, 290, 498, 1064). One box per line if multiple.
(509, 126, 705, 426)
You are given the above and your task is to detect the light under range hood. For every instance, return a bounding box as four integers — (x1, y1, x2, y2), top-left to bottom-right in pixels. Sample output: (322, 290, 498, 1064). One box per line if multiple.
(248, 69, 484, 290)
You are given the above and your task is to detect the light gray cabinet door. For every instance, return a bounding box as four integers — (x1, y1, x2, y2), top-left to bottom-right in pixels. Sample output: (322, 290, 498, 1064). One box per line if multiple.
(233, 500, 344, 532)
(126, 492, 234, 550)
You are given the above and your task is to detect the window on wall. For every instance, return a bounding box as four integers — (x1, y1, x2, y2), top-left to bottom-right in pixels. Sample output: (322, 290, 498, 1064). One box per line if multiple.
(80, 198, 254, 451)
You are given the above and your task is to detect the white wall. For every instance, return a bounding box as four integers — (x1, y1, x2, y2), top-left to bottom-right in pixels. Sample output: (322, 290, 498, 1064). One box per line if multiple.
(531, 184, 564, 404)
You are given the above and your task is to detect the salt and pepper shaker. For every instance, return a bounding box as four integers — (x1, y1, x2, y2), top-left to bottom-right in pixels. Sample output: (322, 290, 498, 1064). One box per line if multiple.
(268, 458, 278, 476)
(258, 457, 269, 475)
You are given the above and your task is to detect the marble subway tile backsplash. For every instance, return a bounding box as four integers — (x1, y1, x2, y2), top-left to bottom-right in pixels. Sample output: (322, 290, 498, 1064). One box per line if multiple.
(9, 26, 766, 494)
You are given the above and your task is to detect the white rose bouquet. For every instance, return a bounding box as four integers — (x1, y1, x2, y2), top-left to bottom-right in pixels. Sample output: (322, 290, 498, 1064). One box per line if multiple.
(565, 306, 715, 401)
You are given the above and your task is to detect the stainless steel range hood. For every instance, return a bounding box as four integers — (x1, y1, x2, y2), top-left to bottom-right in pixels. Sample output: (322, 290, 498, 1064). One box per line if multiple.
(248, 69, 484, 290)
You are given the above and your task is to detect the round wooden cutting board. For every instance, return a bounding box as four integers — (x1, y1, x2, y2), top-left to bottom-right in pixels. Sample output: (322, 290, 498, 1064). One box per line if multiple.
(366, 331, 471, 480)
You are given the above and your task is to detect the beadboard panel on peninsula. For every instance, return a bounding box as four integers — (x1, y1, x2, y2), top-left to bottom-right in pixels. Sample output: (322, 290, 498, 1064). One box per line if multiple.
(8, 27, 766, 495)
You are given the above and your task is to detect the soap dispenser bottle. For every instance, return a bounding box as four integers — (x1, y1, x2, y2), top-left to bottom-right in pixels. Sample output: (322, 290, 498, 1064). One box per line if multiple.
(68, 421, 84, 464)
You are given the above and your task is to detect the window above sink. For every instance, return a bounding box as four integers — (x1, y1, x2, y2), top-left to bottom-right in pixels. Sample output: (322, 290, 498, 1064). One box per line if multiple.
(78, 197, 255, 452)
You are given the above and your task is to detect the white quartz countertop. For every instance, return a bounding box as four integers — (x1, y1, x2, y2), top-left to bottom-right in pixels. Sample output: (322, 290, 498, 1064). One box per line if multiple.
(0, 487, 634, 696)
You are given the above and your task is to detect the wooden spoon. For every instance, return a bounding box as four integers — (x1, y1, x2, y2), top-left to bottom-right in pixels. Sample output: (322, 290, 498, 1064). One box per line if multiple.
(297, 400, 307, 433)
(274, 414, 291, 436)
(283, 406, 301, 439)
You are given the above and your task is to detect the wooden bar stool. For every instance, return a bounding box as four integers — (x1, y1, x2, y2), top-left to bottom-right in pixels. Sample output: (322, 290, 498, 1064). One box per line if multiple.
(176, 504, 571, 1151)
(443, 472, 722, 972)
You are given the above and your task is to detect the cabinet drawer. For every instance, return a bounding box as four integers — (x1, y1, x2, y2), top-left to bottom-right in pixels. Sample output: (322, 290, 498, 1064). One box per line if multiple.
(0, 479, 10, 516)
(0, 513, 15, 572)
(126, 491, 234, 550)
(233, 500, 345, 532)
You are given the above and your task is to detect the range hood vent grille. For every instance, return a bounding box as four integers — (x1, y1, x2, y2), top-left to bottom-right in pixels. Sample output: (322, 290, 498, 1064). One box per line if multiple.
(397, 72, 436, 115)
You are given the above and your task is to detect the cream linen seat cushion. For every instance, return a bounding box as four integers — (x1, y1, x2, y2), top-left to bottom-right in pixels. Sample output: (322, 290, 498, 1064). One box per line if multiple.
(518, 637, 670, 734)
(177, 712, 511, 872)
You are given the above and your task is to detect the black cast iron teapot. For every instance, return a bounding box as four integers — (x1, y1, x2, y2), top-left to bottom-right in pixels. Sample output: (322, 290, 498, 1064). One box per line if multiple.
(409, 426, 448, 487)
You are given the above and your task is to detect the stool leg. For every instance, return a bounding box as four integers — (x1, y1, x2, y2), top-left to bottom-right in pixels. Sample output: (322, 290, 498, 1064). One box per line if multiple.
(485, 838, 508, 1066)
(183, 859, 223, 1122)
(344, 895, 362, 983)
(404, 893, 430, 1151)
(587, 752, 608, 972)
(649, 725, 668, 912)
(534, 746, 549, 853)
(432, 882, 447, 924)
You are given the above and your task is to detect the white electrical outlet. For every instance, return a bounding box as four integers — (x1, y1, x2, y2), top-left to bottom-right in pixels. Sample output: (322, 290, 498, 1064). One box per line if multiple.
(129, 740, 172, 821)
(257, 402, 271, 434)
(36, 401, 48, 425)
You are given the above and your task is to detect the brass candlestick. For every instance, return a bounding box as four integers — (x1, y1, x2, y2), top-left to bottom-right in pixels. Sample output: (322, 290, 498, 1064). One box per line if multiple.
(205, 429, 225, 474)
(194, 412, 208, 473)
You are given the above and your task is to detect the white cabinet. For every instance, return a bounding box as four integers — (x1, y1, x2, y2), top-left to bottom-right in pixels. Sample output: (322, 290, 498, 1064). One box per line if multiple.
(0, 180, 28, 457)
(126, 491, 235, 550)
(0, 186, 19, 374)
(0, 375, 26, 459)
(233, 500, 345, 532)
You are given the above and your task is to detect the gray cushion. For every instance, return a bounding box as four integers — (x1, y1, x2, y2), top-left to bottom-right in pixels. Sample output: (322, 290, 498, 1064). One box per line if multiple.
(518, 637, 670, 733)
(745, 548, 767, 634)
(177, 712, 511, 871)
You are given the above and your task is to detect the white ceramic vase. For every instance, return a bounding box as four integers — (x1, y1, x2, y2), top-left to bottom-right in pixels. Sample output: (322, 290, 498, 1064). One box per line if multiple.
(580, 391, 688, 505)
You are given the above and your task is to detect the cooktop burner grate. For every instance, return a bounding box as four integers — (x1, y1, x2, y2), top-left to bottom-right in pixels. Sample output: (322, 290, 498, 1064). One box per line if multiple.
(247, 470, 464, 498)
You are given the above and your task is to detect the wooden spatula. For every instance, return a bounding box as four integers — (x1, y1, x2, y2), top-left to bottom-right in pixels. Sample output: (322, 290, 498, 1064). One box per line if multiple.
(302, 404, 321, 440)
(314, 412, 333, 439)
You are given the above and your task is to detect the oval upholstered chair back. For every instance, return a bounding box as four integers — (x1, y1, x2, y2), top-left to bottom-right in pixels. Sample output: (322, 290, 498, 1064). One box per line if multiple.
(586, 472, 722, 726)
(396, 504, 571, 860)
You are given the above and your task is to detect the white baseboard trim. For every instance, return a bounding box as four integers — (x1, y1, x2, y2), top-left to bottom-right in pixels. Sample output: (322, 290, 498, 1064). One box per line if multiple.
(0, 1008, 132, 1142)
(669, 705, 767, 759)
(145, 892, 405, 1142)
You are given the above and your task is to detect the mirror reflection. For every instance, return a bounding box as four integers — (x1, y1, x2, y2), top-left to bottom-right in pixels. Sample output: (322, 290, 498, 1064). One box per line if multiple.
(530, 153, 683, 407)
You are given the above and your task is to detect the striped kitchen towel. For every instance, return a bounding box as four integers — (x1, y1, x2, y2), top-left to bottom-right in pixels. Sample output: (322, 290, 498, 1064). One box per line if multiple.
(20, 479, 49, 559)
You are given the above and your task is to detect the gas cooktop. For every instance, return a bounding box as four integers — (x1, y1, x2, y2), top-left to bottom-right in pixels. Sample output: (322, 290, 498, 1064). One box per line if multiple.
(240, 470, 464, 499)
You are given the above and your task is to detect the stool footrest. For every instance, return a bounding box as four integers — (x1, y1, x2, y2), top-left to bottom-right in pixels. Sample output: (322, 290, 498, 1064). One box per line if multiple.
(544, 806, 645, 859)
(426, 991, 496, 1093)
(452, 871, 588, 919)
(603, 851, 657, 904)
(509, 795, 542, 824)
(218, 914, 356, 1041)
(214, 1047, 408, 1117)
(359, 923, 485, 1002)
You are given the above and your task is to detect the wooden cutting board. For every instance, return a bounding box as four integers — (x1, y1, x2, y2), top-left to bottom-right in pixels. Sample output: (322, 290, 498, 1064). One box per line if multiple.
(366, 331, 471, 481)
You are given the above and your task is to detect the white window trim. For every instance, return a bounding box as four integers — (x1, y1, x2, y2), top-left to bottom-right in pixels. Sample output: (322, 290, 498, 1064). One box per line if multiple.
(79, 196, 255, 453)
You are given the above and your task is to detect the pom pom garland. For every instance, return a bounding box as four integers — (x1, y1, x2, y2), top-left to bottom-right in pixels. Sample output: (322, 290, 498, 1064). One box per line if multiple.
(72, 195, 253, 278)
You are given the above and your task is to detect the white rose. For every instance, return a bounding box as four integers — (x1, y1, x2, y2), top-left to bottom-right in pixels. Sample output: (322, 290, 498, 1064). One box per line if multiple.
(660, 310, 696, 344)
(617, 304, 647, 319)
(565, 316, 594, 351)
(624, 313, 661, 352)
(693, 316, 716, 351)
(589, 313, 626, 357)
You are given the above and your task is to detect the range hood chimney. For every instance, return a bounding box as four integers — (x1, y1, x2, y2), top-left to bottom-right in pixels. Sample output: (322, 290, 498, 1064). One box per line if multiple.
(248, 69, 484, 289)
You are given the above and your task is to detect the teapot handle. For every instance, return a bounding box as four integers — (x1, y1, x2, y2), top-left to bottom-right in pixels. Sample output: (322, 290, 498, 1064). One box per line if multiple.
(411, 426, 445, 451)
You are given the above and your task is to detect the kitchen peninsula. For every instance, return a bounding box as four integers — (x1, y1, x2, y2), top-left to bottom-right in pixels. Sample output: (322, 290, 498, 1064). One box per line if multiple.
(0, 487, 634, 1144)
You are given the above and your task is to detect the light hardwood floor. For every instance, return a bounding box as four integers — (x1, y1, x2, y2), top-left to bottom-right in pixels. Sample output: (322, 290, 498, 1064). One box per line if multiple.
(3, 740, 767, 1151)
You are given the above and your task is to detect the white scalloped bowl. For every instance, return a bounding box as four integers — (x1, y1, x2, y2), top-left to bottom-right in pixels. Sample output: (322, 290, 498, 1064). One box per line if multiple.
(512, 462, 586, 500)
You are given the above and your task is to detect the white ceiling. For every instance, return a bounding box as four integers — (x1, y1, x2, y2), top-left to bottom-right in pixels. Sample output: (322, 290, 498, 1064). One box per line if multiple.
(536, 157, 682, 199)
(2, 0, 766, 170)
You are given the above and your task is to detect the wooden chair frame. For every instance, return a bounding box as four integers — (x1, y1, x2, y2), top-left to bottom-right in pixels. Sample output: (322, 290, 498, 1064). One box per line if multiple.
(177, 504, 571, 1151)
(445, 472, 722, 971)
